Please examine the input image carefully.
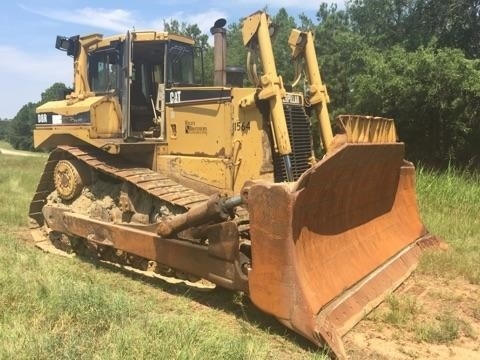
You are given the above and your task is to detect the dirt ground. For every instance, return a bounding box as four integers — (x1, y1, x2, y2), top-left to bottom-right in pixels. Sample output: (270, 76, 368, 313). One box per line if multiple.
(0, 147, 44, 157)
(344, 274, 480, 359)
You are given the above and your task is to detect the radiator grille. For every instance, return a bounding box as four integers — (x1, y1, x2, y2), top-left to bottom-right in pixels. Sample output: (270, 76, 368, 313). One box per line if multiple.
(273, 104, 313, 182)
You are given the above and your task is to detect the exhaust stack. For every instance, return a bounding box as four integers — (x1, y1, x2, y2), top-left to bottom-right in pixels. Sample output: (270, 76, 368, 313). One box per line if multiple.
(210, 18, 227, 86)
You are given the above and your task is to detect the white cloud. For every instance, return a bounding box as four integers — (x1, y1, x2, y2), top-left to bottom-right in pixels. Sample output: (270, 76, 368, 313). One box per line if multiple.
(20, 4, 227, 37)
(0, 46, 71, 118)
(181, 9, 229, 35)
(154, 9, 228, 45)
(19, 4, 137, 32)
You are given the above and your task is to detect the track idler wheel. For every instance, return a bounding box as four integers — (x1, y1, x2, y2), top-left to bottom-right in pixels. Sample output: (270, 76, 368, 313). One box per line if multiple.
(54, 159, 89, 200)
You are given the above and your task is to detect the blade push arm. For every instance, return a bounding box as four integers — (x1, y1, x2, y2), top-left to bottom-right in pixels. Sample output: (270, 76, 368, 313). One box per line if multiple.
(242, 11, 294, 181)
(288, 30, 334, 154)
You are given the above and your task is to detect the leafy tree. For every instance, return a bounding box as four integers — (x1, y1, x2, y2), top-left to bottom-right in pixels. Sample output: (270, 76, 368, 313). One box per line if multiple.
(297, 13, 316, 31)
(7, 82, 67, 151)
(271, 8, 298, 83)
(349, 46, 480, 166)
(226, 22, 247, 70)
(411, 0, 480, 58)
(307, 2, 480, 166)
(163, 20, 209, 48)
(348, 0, 417, 49)
(40, 82, 68, 103)
(7, 103, 37, 150)
(313, 3, 368, 115)
(163, 19, 213, 84)
(0, 119, 10, 140)
(348, 0, 480, 57)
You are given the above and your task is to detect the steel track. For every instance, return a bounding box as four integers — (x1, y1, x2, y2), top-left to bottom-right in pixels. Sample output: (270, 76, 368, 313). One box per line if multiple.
(29, 145, 212, 227)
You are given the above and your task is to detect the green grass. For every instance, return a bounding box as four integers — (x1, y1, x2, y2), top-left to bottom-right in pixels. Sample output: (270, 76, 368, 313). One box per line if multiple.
(416, 166, 480, 284)
(415, 313, 459, 343)
(0, 155, 46, 227)
(413, 311, 474, 344)
(0, 153, 478, 357)
(0, 232, 282, 359)
(381, 294, 421, 326)
(0, 153, 327, 359)
(0, 140, 13, 149)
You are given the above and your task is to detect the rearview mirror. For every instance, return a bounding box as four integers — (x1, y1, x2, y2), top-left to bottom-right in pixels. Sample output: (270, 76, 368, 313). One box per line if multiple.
(55, 35, 80, 57)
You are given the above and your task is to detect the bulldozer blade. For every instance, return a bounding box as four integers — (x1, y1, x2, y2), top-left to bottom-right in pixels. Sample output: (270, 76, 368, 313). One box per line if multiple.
(243, 143, 441, 359)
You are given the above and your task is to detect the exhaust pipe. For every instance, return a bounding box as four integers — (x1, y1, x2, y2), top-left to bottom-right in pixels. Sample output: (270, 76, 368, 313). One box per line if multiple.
(210, 18, 227, 86)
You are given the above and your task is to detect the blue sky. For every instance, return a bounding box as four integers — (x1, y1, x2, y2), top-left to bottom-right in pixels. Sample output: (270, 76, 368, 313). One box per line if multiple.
(0, 1, 344, 119)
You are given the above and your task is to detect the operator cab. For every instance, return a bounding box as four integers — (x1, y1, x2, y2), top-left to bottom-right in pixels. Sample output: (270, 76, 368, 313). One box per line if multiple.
(53, 31, 197, 141)
(87, 33, 196, 139)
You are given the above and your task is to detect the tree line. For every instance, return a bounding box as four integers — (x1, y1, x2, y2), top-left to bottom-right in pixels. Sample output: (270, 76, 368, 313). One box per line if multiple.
(311, 0, 480, 167)
(0, 83, 68, 150)
(2, 1, 479, 168)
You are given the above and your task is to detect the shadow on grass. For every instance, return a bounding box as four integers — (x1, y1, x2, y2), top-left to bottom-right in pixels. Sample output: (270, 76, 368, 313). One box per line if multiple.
(84, 255, 321, 353)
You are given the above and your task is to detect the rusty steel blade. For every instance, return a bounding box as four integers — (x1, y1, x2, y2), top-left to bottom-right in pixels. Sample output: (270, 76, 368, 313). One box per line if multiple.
(244, 143, 441, 359)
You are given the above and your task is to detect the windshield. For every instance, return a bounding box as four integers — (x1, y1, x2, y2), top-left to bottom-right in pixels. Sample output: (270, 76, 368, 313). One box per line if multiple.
(89, 50, 120, 94)
(167, 41, 194, 85)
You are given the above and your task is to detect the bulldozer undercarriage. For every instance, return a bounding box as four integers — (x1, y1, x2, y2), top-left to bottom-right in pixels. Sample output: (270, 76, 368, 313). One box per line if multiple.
(29, 146, 251, 291)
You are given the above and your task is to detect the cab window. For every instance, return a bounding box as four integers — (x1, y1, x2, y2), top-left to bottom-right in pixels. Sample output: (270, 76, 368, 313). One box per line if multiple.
(167, 42, 194, 85)
(89, 50, 120, 94)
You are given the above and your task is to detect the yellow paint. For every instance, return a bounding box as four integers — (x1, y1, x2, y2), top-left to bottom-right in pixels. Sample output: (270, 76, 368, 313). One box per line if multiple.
(242, 12, 291, 156)
(90, 99, 122, 137)
(37, 96, 103, 115)
(36, 95, 122, 147)
(166, 97, 231, 157)
(288, 29, 334, 153)
(34, 12, 309, 195)
(156, 155, 230, 193)
(157, 87, 274, 194)
(337, 115, 397, 143)
(33, 127, 90, 149)
(91, 32, 194, 51)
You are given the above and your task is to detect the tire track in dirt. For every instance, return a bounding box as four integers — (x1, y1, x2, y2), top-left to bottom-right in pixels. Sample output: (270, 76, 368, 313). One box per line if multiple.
(0, 147, 44, 157)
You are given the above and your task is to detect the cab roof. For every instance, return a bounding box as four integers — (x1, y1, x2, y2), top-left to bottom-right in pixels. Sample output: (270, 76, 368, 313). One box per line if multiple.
(85, 31, 195, 51)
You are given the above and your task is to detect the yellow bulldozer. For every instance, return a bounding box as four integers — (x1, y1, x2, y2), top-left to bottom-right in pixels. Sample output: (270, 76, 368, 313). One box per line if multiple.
(29, 11, 440, 358)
